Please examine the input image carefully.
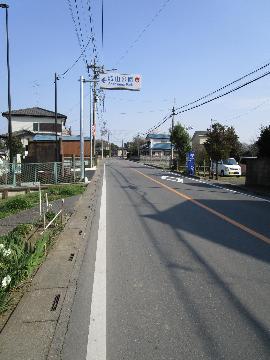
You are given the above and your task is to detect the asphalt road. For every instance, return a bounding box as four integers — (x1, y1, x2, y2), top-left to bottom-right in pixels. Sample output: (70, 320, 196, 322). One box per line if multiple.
(63, 159, 270, 360)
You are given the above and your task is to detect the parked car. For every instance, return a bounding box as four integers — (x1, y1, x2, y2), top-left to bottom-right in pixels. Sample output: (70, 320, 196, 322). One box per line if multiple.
(239, 156, 257, 176)
(212, 158, 241, 176)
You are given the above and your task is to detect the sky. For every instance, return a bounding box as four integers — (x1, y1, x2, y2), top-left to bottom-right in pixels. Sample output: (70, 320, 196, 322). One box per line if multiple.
(0, 0, 270, 145)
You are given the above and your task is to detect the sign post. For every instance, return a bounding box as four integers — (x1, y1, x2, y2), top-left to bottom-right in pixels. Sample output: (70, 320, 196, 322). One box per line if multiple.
(100, 73, 141, 91)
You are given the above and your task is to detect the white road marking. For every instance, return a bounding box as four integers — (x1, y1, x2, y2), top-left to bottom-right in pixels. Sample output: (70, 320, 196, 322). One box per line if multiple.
(86, 164, 106, 360)
(161, 175, 183, 183)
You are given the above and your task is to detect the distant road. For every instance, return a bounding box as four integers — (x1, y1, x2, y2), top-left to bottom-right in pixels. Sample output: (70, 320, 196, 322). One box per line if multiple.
(63, 158, 270, 360)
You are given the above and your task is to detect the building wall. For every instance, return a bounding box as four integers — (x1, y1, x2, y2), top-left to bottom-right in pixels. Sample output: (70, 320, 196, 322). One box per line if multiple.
(149, 138, 170, 148)
(192, 134, 207, 148)
(62, 141, 90, 157)
(27, 140, 91, 162)
(12, 116, 62, 134)
(246, 158, 270, 187)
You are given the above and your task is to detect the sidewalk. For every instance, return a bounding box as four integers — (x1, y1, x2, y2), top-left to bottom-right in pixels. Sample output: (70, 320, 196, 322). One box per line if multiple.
(0, 165, 103, 360)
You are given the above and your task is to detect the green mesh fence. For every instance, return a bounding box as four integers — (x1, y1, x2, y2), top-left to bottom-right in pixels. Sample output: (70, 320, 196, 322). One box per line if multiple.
(0, 161, 84, 186)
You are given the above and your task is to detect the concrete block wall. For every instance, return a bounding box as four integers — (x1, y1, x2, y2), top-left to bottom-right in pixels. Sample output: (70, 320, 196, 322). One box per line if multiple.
(246, 158, 270, 187)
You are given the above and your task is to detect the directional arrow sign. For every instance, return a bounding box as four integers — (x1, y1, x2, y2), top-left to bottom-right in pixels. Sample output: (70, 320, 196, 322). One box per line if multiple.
(161, 175, 183, 183)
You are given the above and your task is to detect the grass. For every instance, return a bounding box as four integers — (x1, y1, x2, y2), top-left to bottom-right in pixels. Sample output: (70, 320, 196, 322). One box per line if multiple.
(0, 224, 57, 314)
(0, 184, 85, 219)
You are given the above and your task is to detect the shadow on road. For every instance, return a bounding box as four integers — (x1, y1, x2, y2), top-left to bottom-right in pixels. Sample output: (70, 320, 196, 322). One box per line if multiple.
(107, 162, 270, 359)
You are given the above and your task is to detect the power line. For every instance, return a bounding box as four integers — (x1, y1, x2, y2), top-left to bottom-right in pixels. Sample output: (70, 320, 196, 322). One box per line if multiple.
(67, 0, 81, 50)
(114, 0, 172, 66)
(175, 60, 270, 111)
(222, 97, 270, 122)
(141, 69, 270, 135)
(85, 0, 100, 61)
(174, 70, 270, 116)
(61, 36, 92, 77)
(72, 0, 92, 77)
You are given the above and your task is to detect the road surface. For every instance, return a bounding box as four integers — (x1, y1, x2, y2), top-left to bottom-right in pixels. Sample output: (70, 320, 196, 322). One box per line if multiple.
(62, 159, 270, 360)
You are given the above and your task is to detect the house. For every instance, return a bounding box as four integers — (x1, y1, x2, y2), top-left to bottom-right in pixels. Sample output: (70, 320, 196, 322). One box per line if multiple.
(142, 133, 172, 157)
(2, 107, 68, 156)
(26, 135, 91, 163)
(191, 131, 207, 149)
(117, 148, 128, 158)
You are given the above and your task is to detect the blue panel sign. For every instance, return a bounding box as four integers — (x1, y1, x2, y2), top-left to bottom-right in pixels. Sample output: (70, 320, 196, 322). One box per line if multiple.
(186, 151, 195, 176)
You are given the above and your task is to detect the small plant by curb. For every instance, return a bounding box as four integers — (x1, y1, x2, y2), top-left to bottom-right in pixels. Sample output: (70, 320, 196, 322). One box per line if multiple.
(0, 184, 86, 220)
(0, 222, 60, 314)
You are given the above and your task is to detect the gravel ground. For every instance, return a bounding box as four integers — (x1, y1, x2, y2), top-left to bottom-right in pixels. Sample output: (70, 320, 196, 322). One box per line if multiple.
(0, 194, 81, 236)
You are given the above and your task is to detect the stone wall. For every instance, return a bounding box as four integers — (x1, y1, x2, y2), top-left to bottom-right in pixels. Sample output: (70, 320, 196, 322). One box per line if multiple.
(246, 158, 270, 187)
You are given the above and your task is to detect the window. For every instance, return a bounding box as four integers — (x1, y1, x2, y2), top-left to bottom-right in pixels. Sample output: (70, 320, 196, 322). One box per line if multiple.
(39, 123, 61, 132)
(33, 123, 39, 131)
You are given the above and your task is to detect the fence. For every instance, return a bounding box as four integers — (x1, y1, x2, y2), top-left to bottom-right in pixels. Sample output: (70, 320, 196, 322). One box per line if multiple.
(139, 156, 211, 177)
(0, 160, 87, 186)
(139, 156, 171, 169)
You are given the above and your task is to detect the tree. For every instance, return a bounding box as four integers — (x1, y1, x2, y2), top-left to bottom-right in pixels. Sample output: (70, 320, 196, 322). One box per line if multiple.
(5, 136, 24, 159)
(193, 143, 209, 166)
(204, 122, 239, 178)
(110, 143, 119, 156)
(126, 136, 146, 157)
(170, 122, 191, 164)
(256, 125, 270, 158)
(238, 141, 258, 157)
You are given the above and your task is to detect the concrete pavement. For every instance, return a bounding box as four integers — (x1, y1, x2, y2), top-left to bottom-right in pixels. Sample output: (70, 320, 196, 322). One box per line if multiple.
(0, 166, 103, 359)
(105, 159, 270, 359)
(1, 158, 270, 359)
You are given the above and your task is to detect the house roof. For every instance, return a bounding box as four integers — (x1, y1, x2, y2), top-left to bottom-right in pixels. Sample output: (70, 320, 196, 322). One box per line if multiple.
(2, 107, 67, 119)
(152, 143, 173, 150)
(146, 133, 170, 140)
(32, 135, 90, 141)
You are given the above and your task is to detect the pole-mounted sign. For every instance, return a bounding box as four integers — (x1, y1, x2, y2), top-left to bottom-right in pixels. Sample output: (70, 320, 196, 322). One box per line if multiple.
(99, 72, 141, 91)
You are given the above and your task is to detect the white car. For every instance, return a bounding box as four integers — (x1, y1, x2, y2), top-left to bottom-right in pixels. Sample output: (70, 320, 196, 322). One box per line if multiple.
(212, 158, 241, 176)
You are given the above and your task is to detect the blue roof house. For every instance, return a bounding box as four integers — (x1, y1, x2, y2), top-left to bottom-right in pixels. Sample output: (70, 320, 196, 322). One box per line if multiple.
(144, 133, 173, 157)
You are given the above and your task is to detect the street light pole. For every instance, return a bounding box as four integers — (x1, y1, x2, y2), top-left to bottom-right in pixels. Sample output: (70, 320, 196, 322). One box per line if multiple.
(0, 4, 12, 160)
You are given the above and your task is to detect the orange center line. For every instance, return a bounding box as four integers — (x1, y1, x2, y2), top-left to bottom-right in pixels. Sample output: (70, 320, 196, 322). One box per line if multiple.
(133, 169, 270, 246)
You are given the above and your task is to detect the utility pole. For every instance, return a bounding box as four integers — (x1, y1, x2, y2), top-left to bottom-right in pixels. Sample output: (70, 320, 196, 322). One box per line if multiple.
(54, 73, 59, 162)
(108, 131, 111, 157)
(80, 76, 85, 180)
(0, 4, 12, 160)
(122, 139, 124, 159)
(171, 104, 176, 164)
(137, 133, 140, 158)
(101, 138, 104, 159)
(89, 81, 93, 168)
(88, 61, 104, 163)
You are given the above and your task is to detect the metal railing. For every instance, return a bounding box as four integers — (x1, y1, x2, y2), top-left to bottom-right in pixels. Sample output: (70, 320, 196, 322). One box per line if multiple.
(0, 160, 86, 186)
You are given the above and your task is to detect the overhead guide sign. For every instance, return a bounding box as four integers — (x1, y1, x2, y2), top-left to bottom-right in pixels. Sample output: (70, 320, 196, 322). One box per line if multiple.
(100, 73, 141, 91)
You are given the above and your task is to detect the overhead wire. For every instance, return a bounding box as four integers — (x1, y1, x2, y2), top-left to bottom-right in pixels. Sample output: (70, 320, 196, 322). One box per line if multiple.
(114, 0, 172, 66)
(141, 69, 270, 135)
(85, 0, 100, 62)
(60, 36, 93, 77)
(174, 70, 270, 116)
(175, 60, 270, 111)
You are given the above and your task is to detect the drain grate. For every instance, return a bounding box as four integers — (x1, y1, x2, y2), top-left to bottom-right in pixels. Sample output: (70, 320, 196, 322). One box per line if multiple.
(84, 215, 87, 219)
(79, 230, 83, 235)
(68, 253, 75, 261)
(51, 294, 61, 311)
